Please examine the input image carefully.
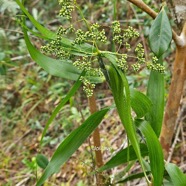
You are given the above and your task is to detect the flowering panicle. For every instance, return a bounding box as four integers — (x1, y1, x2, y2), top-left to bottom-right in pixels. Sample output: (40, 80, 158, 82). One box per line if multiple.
(146, 56, 165, 73)
(41, 39, 70, 59)
(80, 76, 95, 97)
(57, 25, 75, 36)
(72, 23, 107, 45)
(116, 54, 128, 72)
(58, 0, 75, 19)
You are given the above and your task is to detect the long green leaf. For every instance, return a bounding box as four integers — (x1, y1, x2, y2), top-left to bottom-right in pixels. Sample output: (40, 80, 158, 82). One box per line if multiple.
(166, 163, 186, 186)
(40, 72, 85, 143)
(146, 57, 164, 137)
(136, 120, 164, 186)
(149, 8, 172, 57)
(98, 143, 148, 172)
(23, 29, 82, 80)
(36, 108, 109, 186)
(106, 62, 149, 183)
(130, 88, 152, 118)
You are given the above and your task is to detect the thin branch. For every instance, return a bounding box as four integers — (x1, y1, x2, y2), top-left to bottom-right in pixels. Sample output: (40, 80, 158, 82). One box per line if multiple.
(127, 0, 179, 44)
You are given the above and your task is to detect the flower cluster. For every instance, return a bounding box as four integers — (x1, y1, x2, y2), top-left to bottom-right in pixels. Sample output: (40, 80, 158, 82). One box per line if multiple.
(73, 23, 107, 45)
(123, 26, 139, 39)
(80, 76, 95, 97)
(132, 63, 141, 72)
(41, 39, 70, 59)
(58, 0, 75, 19)
(73, 57, 103, 77)
(57, 25, 75, 36)
(135, 43, 145, 64)
(112, 21, 122, 44)
(111, 21, 139, 46)
(146, 56, 165, 73)
(116, 54, 128, 72)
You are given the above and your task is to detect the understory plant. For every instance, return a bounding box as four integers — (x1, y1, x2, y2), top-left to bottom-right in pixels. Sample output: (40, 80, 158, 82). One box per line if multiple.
(15, 0, 186, 186)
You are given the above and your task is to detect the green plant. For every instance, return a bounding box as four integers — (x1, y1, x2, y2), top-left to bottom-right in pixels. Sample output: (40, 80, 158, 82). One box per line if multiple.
(15, 0, 186, 186)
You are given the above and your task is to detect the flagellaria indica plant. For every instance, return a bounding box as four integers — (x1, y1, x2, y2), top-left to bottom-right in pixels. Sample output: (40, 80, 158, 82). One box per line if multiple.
(15, 0, 186, 185)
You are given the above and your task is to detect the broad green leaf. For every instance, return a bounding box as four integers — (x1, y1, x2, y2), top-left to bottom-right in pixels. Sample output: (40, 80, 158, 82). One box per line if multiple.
(40, 72, 85, 144)
(23, 29, 81, 81)
(106, 62, 149, 183)
(136, 120, 164, 186)
(98, 143, 148, 172)
(130, 88, 152, 118)
(36, 108, 109, 186)
(149, 8, 172, 57)
(146, 57, 164, 137)
(166, 163, 186, 186)
(36, 154, 49, 169)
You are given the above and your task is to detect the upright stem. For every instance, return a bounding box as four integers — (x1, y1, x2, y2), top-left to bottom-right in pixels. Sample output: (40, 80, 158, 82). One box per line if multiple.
(88, 92, 104, 185)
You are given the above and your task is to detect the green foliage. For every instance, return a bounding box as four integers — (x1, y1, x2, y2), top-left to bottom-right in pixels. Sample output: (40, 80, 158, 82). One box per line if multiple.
(149, 7, 172, 57)
(12, 0, 186, 186)
(36, 109, 109, 186)
(98, 143, 148, 171)
(166, 163, 186, 186)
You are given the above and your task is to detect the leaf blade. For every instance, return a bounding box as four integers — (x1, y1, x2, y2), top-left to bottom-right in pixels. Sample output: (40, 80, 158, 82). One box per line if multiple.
(130, 88, 152, 118)
(149, 8, 172, 57)
(98, 143, 148, 172)
(146, 57, 164, 137)
(166, 163, 186, 186)
(36, 108, 109, 186)
(137, 120, 164, 186)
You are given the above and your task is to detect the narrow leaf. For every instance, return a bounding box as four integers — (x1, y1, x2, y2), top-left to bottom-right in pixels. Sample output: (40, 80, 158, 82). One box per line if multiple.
(23, 29, 82, 80)
(136, 120, 164, 186)
(130, 88, 152, 118)
(36, 108, 109, 186)
(146, 57, 164, 137)
(166, 163, 186, 186)
(149, 8, 172, 57)
(106, 63, 149, 182)
(98, 143, 148, 171)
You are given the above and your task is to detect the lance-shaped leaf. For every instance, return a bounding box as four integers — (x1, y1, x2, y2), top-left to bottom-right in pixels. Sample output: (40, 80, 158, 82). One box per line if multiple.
(23, 29, 81, 80)
(149, 8, 172, 57)
(106, 63, 149, 183)
(36, 108, 109, 186)
(136, 119, 164, 186)
(146, 57, 164, 137)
